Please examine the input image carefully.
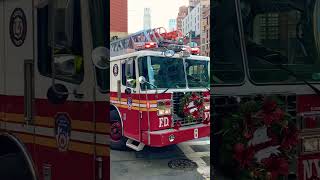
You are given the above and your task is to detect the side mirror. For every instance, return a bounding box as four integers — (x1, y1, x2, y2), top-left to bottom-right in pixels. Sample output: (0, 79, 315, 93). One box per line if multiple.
(125, 88, 132, 95)
(47, 84, 69, 104)
(92, 47, 109, 70)
(138, 76, 146, 84)
(53, 54, 78, 77)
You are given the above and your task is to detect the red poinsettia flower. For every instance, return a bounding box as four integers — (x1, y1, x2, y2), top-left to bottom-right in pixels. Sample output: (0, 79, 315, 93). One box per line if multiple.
(192, 110, 200, 119)
(263, 115, 274, 126)
(262, 99, 277, 113)
(243, 132, 252, 139)
(281, 126, 299, 150)
(191, 93, 199, 101)
(233, 144, 255, 169)
(262, 157, 289, 180)
(273, 108, 285, 122)
(183, 106, 190, 114)
(262, 108, 285, 126)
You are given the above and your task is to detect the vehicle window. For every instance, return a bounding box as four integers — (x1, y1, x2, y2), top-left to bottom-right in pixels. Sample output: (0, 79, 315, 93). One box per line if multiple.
(244, 0, 320, 84)
(122, 59, 136, 88)
(89, 0, 109, 92)
(211, 0, 245, 85)
(37, 0, 84, 84)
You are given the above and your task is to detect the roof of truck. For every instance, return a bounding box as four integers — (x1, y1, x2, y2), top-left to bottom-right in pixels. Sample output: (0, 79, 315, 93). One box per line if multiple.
(110, 50, 210, 62)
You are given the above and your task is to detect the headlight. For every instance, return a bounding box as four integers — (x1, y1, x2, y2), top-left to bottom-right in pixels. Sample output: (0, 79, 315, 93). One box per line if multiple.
(158, 108, 171, 116)
(303, 138, 319, 152)
(157, 101, 172, 116)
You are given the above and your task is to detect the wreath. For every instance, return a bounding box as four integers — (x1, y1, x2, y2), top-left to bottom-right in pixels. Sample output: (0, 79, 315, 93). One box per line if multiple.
(219, 96, 299, 180)
(179, 92, 205, 123)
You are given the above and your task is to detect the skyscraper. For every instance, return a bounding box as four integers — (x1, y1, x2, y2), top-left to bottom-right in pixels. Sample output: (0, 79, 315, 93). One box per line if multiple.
(143, 8, 151, 30)
(168, 19, 176, 31)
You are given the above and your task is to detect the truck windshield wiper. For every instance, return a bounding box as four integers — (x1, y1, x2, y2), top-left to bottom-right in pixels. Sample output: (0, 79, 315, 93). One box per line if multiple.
(161, 88, 170, 94)
(256, 56, 320, 96)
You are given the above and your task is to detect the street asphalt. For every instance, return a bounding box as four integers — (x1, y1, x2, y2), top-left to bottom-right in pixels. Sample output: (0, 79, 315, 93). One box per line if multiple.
(111, 137, 210, 180)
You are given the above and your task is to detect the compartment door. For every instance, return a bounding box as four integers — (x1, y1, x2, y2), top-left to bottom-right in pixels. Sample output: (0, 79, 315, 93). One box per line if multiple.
(0, 0, 4, 127)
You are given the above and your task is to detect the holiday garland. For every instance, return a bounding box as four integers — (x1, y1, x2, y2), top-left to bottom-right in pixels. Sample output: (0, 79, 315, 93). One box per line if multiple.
(179, 92, 205, 123)
(219, 96, 299, 180)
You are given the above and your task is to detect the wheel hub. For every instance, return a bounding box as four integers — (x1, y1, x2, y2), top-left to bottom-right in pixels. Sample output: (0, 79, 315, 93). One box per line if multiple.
(111, 121, 122, 141)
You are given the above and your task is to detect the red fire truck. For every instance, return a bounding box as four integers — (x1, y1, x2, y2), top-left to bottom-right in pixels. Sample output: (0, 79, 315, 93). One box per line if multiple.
(0, 0, 109, 179)
(212, 0, 320, 179)
(110, 28, 210, 151)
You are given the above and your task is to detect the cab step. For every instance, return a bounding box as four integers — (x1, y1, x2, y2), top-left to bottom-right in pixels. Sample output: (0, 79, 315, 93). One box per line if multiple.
(126, 139, 145, 151)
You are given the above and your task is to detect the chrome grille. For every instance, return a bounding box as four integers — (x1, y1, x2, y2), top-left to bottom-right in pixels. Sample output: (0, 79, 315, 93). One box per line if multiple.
(172, 92, 185, 114)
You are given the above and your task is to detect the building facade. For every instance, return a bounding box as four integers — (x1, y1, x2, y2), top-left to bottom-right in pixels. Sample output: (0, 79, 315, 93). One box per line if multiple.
(189, 0, 200, 7)
(143, 8, 151, 30)
(176, 6, 188, 30)
(182, 3, 201, 37)
(110, 0, 128, 39)
(201, 6, 210, 56)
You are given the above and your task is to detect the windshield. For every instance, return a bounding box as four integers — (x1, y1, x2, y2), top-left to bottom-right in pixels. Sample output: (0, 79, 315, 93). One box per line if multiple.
(211, 0, 245, 85)
(245, 0, 320, 84)
(139, 56, 186, 89)
(138, 56, 209, 90)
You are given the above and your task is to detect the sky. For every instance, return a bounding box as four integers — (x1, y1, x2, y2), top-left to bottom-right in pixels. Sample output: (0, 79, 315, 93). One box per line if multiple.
(128, 0, 189, 33)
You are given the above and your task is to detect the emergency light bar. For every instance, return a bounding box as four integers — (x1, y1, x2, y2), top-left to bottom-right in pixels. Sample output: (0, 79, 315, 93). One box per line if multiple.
(133, 42, 158, 51)
(190, 47, 200, 55)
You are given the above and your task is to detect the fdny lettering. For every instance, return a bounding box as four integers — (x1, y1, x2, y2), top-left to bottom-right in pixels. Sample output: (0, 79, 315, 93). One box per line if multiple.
(303, 159, 320, 180)
(159, 117, 169, 128)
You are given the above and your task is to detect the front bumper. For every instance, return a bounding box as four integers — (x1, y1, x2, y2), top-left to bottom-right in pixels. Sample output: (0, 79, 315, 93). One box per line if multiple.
(141, 123, 210, 147)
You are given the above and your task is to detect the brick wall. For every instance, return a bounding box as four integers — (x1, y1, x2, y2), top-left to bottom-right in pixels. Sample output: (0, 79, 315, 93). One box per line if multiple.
(110, 0, 128, 33)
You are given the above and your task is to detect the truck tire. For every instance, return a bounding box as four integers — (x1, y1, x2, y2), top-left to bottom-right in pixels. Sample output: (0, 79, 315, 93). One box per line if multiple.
(110, 110, 127, 150)
(0, 153, 33, 180)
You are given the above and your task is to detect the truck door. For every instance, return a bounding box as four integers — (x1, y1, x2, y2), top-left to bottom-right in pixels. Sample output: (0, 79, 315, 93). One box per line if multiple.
(2, 0, 35, 157)
(34, 1, 95, 179)
(0, 0, 4, 127)
(121, 57, 140, 141)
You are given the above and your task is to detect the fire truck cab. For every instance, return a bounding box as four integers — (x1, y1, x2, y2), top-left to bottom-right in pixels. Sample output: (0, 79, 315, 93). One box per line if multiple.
(0, 0, 109, 180)
(110, 30, 210, 151)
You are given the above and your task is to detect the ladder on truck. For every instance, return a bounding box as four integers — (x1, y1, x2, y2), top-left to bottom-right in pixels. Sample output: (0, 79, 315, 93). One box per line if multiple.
(110, 27, 184, 57)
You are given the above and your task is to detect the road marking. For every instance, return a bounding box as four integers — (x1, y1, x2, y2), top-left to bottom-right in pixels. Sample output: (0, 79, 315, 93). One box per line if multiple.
(178, 138, 210, 179)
